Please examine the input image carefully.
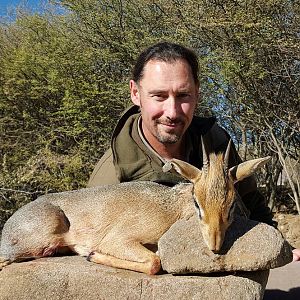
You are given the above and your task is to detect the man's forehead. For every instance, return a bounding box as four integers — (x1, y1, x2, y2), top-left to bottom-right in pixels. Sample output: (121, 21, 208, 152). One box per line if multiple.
(139, 59, 194, 83)
(143, 58, 190, 72)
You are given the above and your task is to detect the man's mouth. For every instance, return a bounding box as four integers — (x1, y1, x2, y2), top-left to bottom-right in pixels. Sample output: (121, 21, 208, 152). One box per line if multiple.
(157, 119, 184, 128)
(160, 123, 178, 127)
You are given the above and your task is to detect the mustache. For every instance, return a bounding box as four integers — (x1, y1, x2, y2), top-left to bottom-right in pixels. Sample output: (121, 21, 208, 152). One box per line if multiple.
(156, 117, 184, 125)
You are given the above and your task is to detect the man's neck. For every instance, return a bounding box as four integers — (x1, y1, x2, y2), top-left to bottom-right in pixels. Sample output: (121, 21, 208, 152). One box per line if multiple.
(151, 140, 185, 160)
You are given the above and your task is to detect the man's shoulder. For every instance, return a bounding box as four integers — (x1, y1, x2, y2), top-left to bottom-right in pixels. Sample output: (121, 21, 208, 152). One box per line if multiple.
(191, 115, 216, 133)
(191, 116, 230, 144)
(87, 148, 119, 187)
(112, 105, 140, 140)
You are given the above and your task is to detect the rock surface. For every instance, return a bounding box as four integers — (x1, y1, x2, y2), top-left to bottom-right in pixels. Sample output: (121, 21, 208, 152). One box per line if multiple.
(158, 216, 293, 274)
(0, 256, 269, 300)
(275, 213, 300, 249)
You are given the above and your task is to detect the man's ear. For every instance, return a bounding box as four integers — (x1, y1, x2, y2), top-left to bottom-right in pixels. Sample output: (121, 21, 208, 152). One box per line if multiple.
(130, 80, 140, 106)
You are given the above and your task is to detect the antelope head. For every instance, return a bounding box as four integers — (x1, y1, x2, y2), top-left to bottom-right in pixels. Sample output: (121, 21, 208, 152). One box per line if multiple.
(165, 138, 271, 253)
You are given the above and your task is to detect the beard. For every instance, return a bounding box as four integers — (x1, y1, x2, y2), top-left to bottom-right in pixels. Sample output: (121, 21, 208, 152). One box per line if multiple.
(154, 118, 185, 144)
(156, 131, 180, 144)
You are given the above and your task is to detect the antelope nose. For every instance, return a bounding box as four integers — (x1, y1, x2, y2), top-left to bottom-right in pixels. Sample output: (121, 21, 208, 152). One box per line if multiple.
(212, 249, 220, 254)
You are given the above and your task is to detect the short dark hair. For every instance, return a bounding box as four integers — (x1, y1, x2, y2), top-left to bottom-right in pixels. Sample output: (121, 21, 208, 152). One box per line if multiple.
(132, 42, 199, 85)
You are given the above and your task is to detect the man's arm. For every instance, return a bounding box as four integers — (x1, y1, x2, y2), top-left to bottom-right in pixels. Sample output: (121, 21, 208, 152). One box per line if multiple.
(87, 148, 119, 187)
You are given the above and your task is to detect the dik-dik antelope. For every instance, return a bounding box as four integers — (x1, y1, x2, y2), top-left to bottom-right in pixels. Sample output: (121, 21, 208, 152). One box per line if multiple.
(0, 141, 270, 275)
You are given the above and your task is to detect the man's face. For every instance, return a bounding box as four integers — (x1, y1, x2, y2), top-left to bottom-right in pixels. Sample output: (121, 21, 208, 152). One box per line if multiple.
(130, 59, 199, 145)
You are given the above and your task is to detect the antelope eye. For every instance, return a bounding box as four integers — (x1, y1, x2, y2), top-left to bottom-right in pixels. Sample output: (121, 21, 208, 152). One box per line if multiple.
(229, 202, 236, 218)
(193, 198, 202, 219)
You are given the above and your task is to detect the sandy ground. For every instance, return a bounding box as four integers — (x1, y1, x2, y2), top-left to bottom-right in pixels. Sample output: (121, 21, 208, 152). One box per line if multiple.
(264, 213, 300, 300)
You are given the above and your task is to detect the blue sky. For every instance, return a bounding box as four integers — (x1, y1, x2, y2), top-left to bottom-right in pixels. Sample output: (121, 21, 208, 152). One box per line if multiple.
(0, 0, 43, 16)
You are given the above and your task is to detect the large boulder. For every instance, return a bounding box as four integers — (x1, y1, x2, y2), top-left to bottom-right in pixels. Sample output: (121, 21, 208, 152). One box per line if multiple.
(158, 216, 293, 274)
(0, 256, 269, 300)
(0, 215, 291, 299)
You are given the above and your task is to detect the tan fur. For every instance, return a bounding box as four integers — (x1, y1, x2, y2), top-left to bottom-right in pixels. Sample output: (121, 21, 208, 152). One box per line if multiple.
(0, 153, 270, 274)
(168, 153, 271, 252)
(0, 182, 195, 274)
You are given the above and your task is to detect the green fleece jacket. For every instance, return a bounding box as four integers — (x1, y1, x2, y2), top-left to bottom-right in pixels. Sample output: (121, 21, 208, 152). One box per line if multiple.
(88, 105, 274, 225)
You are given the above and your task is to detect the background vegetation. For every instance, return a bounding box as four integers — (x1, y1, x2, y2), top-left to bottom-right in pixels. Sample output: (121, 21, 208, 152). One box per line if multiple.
(0, 0, 299, 228)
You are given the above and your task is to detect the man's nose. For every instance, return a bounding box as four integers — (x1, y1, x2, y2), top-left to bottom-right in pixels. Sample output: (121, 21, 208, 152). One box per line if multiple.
(164, 97, 179, 120)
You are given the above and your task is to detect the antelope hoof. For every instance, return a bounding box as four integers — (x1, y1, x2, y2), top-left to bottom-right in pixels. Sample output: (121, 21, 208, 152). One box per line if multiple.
(0, 259, 11, 270)
(87, 251, 95, 262)
(148, 256, 161, 275)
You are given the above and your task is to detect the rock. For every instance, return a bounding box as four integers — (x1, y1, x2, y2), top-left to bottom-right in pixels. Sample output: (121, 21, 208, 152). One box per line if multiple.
(0, 256, 269, 300)
(275, 213, 300, 249)
(158, 216, 293, 274)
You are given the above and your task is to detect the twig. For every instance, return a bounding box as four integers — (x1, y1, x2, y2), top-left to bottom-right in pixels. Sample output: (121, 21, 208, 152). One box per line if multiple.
(0, 188, 47, 195)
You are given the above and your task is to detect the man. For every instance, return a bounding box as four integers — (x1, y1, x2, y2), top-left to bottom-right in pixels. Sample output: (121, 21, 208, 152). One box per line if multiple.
(87, 42, 299, 261)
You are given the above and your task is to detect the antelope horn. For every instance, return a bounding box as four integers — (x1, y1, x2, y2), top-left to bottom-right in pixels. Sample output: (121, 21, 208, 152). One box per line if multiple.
(201, 136, 209, 174)
(224, 139, 232, 173)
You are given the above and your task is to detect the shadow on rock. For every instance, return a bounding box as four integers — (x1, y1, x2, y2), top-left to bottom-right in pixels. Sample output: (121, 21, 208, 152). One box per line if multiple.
(220, 216, 258, 254)
(264, 287, 300, 300)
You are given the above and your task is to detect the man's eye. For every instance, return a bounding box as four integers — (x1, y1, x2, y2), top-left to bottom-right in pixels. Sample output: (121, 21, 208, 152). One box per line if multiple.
(179, 93, 189, 98)
(152, 95, 165, 101)
(177, 93, 192, 101)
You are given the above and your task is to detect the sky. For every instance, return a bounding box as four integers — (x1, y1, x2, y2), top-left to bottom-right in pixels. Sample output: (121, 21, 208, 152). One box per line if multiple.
(0, 0, 44, 16)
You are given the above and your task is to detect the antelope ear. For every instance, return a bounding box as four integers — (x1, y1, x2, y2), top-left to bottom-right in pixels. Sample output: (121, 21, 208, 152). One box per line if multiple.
(163, 159, 201, 183)
(229, 156, 271, 183)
